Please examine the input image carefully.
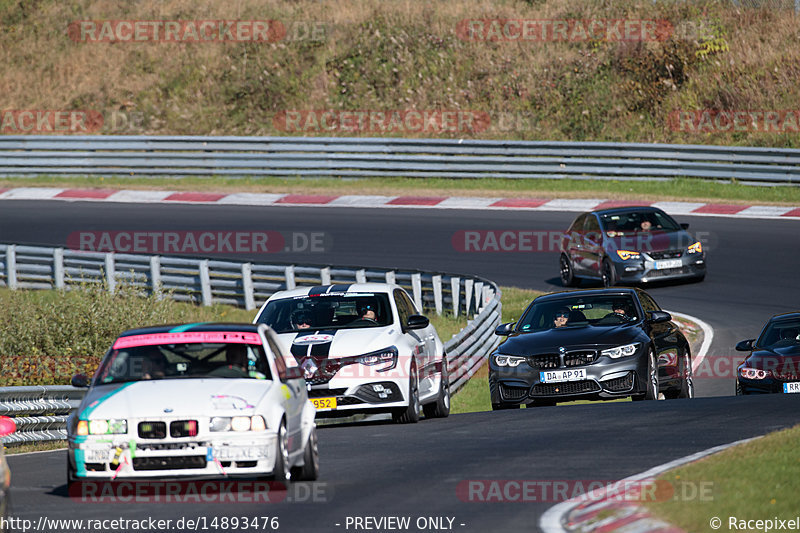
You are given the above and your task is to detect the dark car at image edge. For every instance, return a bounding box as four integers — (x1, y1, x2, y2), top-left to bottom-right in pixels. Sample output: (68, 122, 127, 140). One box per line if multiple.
(736, 311, 800, 395)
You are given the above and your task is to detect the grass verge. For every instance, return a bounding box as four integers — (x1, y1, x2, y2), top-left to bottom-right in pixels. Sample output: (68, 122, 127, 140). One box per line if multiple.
(4, 176, 800, 207)
(645, 424, 800, 531)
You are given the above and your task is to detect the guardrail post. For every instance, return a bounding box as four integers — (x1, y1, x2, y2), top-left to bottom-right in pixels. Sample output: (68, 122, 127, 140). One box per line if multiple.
(150, 256, 162, 299)
(242, 263, 255, 311)
(104, 253, 116, 294)
(411, 273, 423, 311)
(53, 248, 65, 289)
(464, 279, 474, 315)
(432, 275, 443, 316)
(356, 269, 366, 283)
(320, 267, 331, 285)
(199, 259, 212, 306)
(474, 282, 484, 313)
(7, 245, 17, 290)
(385, 271, 396, 285)
(451, 277, 460, 317)
(285, 266, 296, 290)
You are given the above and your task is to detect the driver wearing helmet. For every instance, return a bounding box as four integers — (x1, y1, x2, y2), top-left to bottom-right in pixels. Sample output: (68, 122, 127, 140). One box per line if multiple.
(291, 310, 313, 330)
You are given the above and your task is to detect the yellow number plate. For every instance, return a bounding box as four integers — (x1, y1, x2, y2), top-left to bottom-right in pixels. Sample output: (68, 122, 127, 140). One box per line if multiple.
(311, 397, 337, 410)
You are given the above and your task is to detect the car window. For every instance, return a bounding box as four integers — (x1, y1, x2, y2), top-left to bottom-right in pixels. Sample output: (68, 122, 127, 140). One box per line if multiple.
(394, 289, 413, 326)
(264, 332, 289, 379)
(257, 292, 393, 333)
(638, 292, 660, 313)
(568, 214, 587, 233)
(600, 210, 681, 234)
(757, 319, 800, 349)
(517, 294, 639, 332)
(582, 215, 602, 242)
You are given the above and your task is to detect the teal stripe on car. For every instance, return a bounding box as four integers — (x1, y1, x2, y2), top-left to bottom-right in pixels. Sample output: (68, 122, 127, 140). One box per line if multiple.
(169, 323, 208, 333)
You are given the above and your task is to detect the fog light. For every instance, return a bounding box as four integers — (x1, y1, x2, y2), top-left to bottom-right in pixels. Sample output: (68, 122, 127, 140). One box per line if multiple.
(372, 384, 385, 392)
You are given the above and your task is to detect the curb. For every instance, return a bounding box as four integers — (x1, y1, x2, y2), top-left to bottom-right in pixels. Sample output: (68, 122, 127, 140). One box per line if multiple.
(1, 188, 800, 220)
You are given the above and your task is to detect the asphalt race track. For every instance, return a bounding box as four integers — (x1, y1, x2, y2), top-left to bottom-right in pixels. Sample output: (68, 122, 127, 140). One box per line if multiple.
(4, 200, 800, 532)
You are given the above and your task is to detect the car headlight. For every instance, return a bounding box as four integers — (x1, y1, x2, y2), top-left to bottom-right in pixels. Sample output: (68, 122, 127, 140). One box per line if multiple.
(494, 354, 526, 367)
(740, 367, 771, 380)
(78, 419, 127, 435)
(601, 343, 639, 359)
(616, 250, 641, 260)
(210, 416, 266, 432)
(350, 346, 398, 372)
(687, 241, 703, 254)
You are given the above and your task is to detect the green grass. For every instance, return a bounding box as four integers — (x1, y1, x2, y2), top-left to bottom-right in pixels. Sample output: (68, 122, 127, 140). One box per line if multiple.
(4, 175, 800, 206)
(646, 424, 800, 531)
(4, 441, 66, 455)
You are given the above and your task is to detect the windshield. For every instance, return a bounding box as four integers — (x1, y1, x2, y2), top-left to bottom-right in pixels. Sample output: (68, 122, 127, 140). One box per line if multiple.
(600, 210, 681, 235)
(517, 295, 640, 332)
(94, 333, 271, 384)
(756, 319, 800, 349)
(257, 292, 393, 333)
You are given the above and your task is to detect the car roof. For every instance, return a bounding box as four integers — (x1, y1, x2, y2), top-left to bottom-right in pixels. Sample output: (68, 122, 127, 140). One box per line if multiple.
(589, 206, 664, 217)
(267, 282, 401, 300)
(532, 287, 640, 303)
(768, 312, 800, 322)
(118, 322, 262, 337)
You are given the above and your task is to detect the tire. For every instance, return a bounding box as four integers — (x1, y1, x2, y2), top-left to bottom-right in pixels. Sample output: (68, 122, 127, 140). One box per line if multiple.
(560, 254, 578, 287)
(270, 420, 291, 485)
(633, 348, 658, 401)
(291, 426, 319, 481)
(393, 359, 420, 424)
(601, 258, 616, 288)
(735, 380, 743, 396)
(423, 358, 450, 419)
(665, 350, 694, 399)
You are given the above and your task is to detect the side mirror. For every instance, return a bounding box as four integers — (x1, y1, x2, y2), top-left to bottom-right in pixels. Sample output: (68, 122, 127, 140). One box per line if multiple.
(735, 339, 755, 352)
(494, 322, 516, 336)
(71, 373, 90, 388)
(680, 223, 690, 230)
(0, 417, 15, 438)
(405, 315, 430, 331)
(647, 311, 672, 324)
(284, 366, 304, 380)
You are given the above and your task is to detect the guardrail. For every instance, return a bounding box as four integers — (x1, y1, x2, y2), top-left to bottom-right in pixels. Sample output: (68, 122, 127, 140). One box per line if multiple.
(0, 243, 501, 445)
(1, 135, 800, 184)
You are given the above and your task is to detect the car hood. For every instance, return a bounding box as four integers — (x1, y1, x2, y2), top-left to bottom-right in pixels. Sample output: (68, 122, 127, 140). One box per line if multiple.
(499, 324, 640, 355)
(605, 230, 695, 253)
(746, 346, 800, 370)
(80, 379, 274, 419)
(278, 326, 399, 361)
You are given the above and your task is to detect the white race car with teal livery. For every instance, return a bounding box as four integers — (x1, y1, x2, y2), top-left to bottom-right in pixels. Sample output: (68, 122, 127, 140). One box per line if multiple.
(66, 323, 318, 485)
(254, 283, 450, 423)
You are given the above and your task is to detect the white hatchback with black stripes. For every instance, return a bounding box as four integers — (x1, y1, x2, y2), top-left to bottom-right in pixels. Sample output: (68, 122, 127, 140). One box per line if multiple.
(254, 283, 450, 423)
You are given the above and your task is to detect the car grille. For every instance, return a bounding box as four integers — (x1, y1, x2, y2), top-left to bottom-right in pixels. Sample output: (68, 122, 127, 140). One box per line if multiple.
(531, 380, 600, 396)
(308, 388, 347, 398)
(774, 369, 800, 381)
(601, 372, 635, 392)
(564, 350, 598, 367)
(169, 420, 198, 438)
(354, 382, 402, 403)
(132, 456, 206, 471)
(138, 421, 167, 439)
(526, 354, 560, 369)
(649, 250, 683, 260)
(500, 384, 529, 401)
(337, 397, 365, 405)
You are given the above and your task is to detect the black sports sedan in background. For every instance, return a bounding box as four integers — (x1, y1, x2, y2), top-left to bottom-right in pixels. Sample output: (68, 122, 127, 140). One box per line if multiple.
(489, 288, 693, 409)
(736, 312, 800, 395)
(559, 206, 706, 287)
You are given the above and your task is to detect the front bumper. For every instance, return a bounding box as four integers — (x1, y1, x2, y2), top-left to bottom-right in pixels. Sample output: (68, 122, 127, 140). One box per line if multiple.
(307, 377, 411, 417)
(489, 352, 648, 404)
(613, 254, 706, 284)
(737, 377, 800, 395)
(68, 432, 277, 480)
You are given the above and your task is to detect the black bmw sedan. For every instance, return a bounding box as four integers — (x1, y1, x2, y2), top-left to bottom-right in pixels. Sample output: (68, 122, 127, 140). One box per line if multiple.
(736, 312, 800, 395)
(488, 288, 693, 409)
(559, 206, 706, 287)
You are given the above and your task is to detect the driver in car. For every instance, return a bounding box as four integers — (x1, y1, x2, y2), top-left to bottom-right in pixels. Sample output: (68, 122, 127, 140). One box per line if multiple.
(604, 299, 634, 321)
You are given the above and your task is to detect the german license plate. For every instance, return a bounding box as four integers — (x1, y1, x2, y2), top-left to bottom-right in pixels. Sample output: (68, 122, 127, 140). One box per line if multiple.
(83, 447, 110, 462)
(654, 259, 682, 270)
(783, 382, 800, 393)
(311, 397, 337, 410)
(540, 369, 587, 383)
